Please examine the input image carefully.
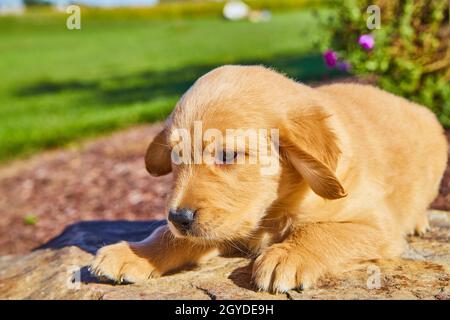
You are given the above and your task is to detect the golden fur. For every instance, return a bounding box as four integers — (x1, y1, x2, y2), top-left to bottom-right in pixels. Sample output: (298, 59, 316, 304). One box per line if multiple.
(91, 65, 447, 292)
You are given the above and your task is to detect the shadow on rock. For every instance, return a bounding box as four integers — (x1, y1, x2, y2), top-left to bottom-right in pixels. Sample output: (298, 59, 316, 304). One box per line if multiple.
(228, 262, 257, 292)
(36, 220, 166, 254)
(36, 220, 166, 284)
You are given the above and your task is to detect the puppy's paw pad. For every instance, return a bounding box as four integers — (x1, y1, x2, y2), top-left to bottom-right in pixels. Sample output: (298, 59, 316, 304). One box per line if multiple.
(90, 242, 158, 283)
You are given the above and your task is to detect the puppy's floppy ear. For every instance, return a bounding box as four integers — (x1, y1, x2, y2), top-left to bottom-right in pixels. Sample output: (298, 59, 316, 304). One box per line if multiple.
(281, 108, 346, 200)
(145, 128, 172, 176)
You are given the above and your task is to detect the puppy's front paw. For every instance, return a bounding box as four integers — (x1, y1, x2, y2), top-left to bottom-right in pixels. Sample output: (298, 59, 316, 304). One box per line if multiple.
(252, 244, 319, 293)
(90, 242, 159, 283)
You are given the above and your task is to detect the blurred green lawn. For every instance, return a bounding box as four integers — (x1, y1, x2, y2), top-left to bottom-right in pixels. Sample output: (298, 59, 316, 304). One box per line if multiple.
(0, 8, 339, 163)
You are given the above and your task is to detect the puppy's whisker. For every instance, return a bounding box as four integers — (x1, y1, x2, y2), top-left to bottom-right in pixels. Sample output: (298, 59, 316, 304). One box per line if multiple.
(225, 238, 249, 256)
(259, 217, 283, 222)
(152, 142, 171, 148)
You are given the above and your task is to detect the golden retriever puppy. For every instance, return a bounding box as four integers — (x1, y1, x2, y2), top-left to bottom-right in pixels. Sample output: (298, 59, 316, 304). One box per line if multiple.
(91, 65, 447, 292)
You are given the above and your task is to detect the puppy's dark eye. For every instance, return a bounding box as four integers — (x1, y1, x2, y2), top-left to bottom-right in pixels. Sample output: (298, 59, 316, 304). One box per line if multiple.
(219, 150, 237, 164)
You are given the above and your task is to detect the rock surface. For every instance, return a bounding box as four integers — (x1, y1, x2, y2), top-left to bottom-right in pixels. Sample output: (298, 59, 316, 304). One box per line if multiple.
(0, 211, 449, 300)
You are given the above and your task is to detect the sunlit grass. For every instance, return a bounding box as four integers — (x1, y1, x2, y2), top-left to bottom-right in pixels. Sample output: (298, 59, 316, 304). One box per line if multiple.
(0, 8, 337, 163)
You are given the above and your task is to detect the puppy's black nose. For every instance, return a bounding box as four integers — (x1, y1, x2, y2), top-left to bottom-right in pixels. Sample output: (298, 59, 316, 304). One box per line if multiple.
(168, 208, 195, 233)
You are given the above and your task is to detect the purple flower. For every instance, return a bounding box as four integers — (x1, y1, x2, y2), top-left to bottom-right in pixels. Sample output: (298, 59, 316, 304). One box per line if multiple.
(337, 60, 352, 72)
(323, 50, 338, 68)
(358, 34, 375, 50)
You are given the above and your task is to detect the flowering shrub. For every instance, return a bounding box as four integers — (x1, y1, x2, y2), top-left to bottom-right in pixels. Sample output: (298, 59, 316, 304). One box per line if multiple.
(322, 0, 450, 127)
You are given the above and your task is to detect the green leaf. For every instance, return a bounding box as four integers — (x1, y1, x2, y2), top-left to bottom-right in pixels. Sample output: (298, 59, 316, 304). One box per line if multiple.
(23, 214, 38, 226)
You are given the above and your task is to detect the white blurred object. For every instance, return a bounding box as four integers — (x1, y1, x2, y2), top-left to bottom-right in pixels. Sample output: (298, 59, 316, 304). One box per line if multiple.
(223, 0, 249, 21)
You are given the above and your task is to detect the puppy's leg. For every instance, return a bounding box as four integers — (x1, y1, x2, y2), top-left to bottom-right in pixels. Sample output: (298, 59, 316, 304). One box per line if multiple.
(252, 222, 402, 293)
(91, 225, 217, 283)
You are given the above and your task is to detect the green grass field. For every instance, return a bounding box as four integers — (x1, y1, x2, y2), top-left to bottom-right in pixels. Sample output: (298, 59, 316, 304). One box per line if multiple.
(0, 8, 339, 163)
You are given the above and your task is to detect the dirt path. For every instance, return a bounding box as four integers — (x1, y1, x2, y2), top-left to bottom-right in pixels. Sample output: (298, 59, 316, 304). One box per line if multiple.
(0, 125, 170, 255)
(0, 125, 449, 255)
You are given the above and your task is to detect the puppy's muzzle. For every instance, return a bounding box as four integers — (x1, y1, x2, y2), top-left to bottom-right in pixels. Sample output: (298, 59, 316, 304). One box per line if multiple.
(168, 208, 196, 234)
